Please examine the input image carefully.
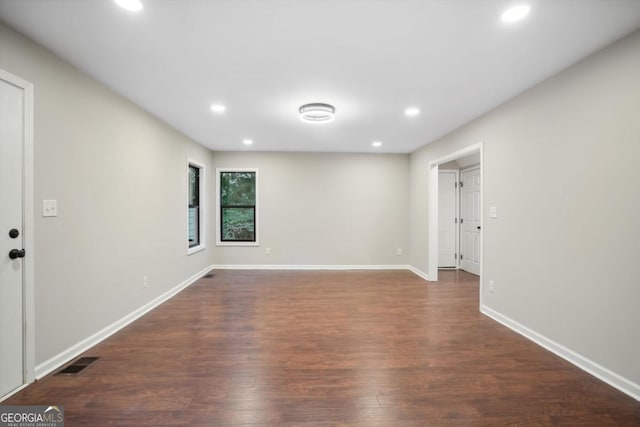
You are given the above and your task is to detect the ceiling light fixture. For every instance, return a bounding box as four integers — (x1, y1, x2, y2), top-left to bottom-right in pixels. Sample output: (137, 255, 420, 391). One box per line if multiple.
(242, 139, 253, 146)
(372, 141, 383, 148)
(299, 103, 335, 124)
(210, 104, 226, 113)
(405, 107, 420, 117)
(501, 5, 530, 23)
(114, 0, 143, 12)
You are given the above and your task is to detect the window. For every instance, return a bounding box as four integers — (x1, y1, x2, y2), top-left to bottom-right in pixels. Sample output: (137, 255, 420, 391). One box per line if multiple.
(216, 169, 258, 245)
(188, 160, 206, 254)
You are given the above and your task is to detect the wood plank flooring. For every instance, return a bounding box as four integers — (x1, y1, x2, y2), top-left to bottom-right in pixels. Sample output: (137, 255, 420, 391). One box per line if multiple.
(5, 270, 640, 425)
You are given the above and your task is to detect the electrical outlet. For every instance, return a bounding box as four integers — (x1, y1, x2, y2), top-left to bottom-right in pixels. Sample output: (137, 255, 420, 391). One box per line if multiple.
(397, 248, 402, 256)
(143, 275, 149, 288)
(489, 280, 495, 293)
(265, 247, 271, 255)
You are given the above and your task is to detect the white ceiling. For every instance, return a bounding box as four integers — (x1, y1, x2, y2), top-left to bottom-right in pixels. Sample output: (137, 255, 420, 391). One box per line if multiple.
(2, 1, 640, 154)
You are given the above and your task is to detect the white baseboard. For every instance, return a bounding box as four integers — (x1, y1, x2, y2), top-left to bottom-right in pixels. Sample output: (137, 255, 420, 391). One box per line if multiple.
(481, 305, 640, 401)
(34, 265, 214, 379)
(212, 264, 431, 282)
(0, 383, 29, 403)
(408, 266, 430, 281)
(212, 264, 411, 271)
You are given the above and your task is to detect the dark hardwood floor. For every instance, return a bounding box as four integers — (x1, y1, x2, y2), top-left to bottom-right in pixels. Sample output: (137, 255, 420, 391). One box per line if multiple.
(5, 269, 639, 425)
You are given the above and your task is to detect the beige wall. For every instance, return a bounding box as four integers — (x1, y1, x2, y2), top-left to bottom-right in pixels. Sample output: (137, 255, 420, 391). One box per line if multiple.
(0, 23, 214, 366)
(410, 30, 640, 386)
(211, 151, 410, 266)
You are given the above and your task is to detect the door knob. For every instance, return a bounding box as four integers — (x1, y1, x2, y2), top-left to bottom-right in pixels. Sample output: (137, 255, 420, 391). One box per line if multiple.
(9, 249, 25, 259)
(477, 226, 481, 230)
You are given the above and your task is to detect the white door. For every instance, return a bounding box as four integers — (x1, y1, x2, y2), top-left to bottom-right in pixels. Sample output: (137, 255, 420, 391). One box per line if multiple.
(460, 167, 481, 275)
(438, 171, 457, 268)
(0, 75, 26, 397)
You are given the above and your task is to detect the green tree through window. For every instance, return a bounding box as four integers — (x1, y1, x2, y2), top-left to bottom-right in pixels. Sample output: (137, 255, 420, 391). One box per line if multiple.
(220, 171, 256, 241)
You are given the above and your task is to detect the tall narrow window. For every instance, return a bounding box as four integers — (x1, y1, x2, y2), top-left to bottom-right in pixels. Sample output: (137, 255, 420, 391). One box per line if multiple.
(217, 169, 258, 245)
(188, 160, 206, 254)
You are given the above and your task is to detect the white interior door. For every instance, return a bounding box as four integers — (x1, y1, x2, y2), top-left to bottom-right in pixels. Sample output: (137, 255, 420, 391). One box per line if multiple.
(0, 75, 26, 397)
(460, 167, 481, 275)
(438, 171, 457, 268)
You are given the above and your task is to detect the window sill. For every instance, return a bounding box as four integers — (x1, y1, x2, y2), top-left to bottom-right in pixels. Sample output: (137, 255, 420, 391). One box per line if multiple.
(187, 244, 206, 255)
(216, 241, 259, 247)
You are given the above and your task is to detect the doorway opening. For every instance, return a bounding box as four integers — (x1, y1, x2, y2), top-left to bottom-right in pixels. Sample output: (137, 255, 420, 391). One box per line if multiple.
(438, 159, 481, 274)
(427, 143, 483, 303)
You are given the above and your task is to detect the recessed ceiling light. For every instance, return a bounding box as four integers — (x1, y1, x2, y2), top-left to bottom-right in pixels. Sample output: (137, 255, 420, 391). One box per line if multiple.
(501, 5, 530, 23)
(242, 139, 253, 146)
(372, 141, 383, 148)
(299, 103, 336, 124)
(210, 104, 226, 113)
(114, 0, 143, 12)
(405, 107, 420, 117)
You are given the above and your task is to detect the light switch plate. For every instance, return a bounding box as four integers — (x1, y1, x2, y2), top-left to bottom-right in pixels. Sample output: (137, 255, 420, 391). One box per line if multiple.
(42, 200, 58, 217)
(489, 206, 498, 218)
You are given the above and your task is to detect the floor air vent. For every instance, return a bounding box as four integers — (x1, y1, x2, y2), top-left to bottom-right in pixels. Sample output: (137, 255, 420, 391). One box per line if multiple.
(55, 357, 99, 375)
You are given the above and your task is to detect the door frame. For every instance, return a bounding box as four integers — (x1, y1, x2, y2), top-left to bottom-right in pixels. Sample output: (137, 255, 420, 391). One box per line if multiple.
(427, 142, 483, 303)
(0, 68, 35, 399)
(437, 169, 459, 269)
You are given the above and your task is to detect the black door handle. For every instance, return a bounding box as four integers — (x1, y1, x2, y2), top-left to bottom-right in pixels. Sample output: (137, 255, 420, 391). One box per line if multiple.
(9, 249, 25, 259)
(477, 226, 481, 230)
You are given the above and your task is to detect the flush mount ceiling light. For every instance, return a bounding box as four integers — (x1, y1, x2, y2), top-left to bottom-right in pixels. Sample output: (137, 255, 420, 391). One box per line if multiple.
(210, 104, 226, 113)
(299, 103, 336, 124)
(405, 107, 420, 117)
(372, 141, 383, 148)
(114, 0, 143, 12)
(501, 5, 530, 23)
(242, 139, 253, 146)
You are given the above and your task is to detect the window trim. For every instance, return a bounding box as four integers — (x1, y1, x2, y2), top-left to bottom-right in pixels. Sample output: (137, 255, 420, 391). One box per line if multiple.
(187, 158, 206, 255)
(216, 168, 259, 247)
